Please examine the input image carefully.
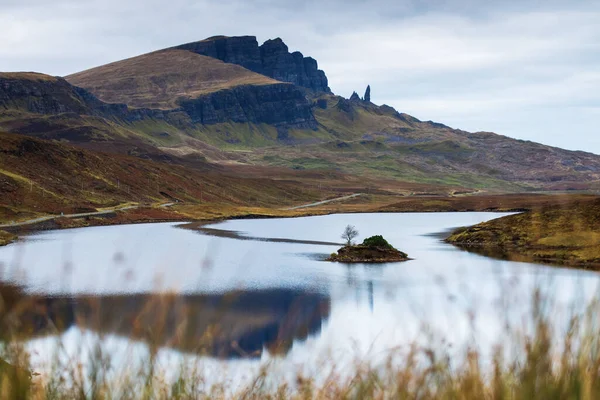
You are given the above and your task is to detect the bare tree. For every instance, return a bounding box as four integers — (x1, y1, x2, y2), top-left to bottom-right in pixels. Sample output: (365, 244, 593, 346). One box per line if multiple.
(341, 225, 359, 246)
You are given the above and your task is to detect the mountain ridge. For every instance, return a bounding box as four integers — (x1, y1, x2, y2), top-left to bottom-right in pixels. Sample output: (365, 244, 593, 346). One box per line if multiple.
(1, 36, 599, 192)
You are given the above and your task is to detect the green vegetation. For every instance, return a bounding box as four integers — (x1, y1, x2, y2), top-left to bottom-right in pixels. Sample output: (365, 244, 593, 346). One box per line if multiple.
(447, 197, 600, 267)
(361, 235, 393, 249)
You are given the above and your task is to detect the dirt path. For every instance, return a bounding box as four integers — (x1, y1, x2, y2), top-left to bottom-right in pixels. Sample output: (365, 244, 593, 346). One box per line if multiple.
(284, 193, 363, 210)
(0, 204, 140, 228)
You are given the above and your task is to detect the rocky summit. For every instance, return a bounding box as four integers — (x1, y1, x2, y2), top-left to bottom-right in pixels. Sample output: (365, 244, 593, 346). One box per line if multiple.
(175, 36, 330, 93)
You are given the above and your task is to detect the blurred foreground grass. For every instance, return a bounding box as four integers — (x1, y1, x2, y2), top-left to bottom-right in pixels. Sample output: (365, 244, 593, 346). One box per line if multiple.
(0, 288, 599, 399)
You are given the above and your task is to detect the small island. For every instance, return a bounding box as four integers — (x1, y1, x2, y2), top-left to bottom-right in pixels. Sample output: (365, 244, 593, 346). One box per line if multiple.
(327, 227, 409, 263)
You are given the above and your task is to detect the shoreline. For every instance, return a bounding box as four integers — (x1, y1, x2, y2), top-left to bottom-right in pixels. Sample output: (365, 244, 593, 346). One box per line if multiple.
(0, 201, 511, 248)
(445, 197, 600, 270)
(445, 241, 600, 271)
(3, 194, 600, 273)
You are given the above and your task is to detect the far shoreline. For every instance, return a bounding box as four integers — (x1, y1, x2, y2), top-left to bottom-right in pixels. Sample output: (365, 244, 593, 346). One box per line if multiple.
(3, 193, 599, 274)
(3, 201, 600, 272)
(0, 205, 514, 248)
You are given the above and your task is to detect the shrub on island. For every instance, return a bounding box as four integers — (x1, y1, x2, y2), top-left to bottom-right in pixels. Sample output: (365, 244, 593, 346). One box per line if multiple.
(327, 233, 409, 263)
(361, 235, 393, 249)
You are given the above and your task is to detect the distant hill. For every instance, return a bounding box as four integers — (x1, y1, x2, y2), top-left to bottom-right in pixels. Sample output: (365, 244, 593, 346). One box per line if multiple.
(1, 36, 600, 192)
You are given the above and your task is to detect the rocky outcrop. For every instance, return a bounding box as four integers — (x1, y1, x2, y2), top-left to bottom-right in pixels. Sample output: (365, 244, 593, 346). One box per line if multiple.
(315, 99, 328, 109)
(179, 83, 317, 128)
(174, 36, 263, 74)
(327, 245, 409, 263)
(0, 74, 93, 115)
(0, 73, 135, 119)
(335, 97, 355, 118)
(175, 36, 331, 93)
(259, 38, 329, 93)
(349, 91, 361, 101)
(347, 86, 371, 102)
(364, 85, 371, 102)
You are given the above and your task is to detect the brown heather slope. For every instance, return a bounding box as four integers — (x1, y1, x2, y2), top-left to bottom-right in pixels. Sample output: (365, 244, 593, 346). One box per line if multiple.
(0, 131, 326, 223)
(376, 193, 600, 212)
(66, 49, 280, 109)
(0, 130, 460, 230)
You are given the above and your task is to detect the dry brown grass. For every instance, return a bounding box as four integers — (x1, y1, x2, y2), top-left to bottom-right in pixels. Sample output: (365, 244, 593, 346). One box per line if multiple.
(1, 287, 600, 399)
(0, 131, 334, 226)
(66, 49, 280, 109)
(377, 193, 600, 212)
(0, 72, 58, 82)
(0, 231, 16, 246)
(447, 196, 600, 267)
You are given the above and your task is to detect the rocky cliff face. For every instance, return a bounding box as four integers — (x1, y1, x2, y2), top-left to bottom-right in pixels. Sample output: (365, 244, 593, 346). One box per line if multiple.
(259, 39, 329, 93)
(0, 73, 317, 130)
(174, 36, 263, 74)
(175, 36, 331, 93)
(0, 74, 94, 115)
(0, 73, 132, 118)
(179, 83, 317, 128)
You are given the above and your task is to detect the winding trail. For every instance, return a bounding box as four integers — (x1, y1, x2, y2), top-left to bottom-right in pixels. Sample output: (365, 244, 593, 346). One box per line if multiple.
(284, 193, 363, 210)
(1, 193, 357, 229)
(0, 203, 175, 229)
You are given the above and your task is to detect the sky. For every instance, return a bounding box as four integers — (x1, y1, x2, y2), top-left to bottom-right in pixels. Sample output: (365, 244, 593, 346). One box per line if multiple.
(2, 0, 599, 153)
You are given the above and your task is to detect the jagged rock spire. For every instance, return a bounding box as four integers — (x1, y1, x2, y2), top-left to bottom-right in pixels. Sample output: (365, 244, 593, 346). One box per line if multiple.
(349, 91, 361, 101)
(364, 85, 371, 102)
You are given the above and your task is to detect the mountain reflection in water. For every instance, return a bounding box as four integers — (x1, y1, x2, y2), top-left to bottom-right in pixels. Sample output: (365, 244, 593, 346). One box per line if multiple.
(0, 283, 330, 358)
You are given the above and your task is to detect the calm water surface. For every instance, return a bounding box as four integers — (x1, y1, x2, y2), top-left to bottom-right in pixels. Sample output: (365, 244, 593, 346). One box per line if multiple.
(1, 212, 599, 388)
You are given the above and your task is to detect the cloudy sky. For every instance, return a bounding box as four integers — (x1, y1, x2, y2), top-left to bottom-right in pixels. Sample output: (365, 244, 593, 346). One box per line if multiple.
(2, 0, 599, 152)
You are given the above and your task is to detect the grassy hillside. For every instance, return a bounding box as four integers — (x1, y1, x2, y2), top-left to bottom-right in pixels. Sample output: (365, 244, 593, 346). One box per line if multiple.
(446, 196, 600, 267)
(66, 49, 280, 109)
(0, 131, 329, 223)
(233, 96, 600, 191)
(5, 72, 600, 192)
(0, 130, 464, 230)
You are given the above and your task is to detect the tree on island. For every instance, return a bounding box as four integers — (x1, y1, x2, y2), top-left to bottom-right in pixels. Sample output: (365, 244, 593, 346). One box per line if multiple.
(341, 225, 359, 246)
